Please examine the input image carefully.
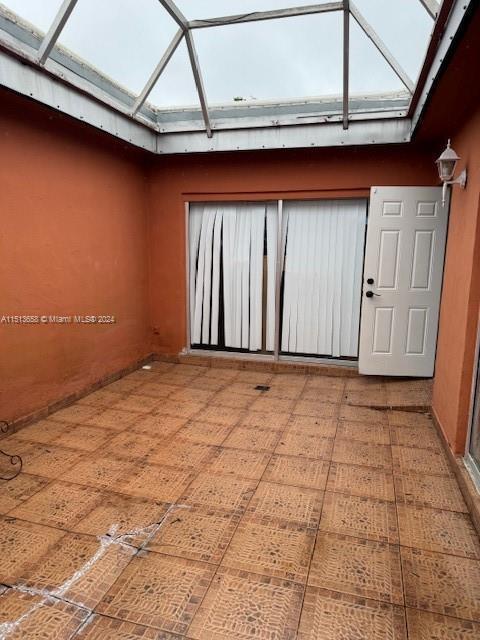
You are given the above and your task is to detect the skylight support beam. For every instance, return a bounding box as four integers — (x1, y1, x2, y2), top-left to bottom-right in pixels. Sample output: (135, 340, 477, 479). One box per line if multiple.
(185, 30, 212, 138)
(350, 3, 415, 93)
(343, 0, 349, 129)
(37, 0, 78, 64)
(158, 0, 188, 30)
(418, 0, 440, 19)
(188, 2, 343, 29)
(132, 29, 183, 115)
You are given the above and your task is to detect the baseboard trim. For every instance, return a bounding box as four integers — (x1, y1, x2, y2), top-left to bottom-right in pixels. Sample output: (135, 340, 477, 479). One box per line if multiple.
(431, 409, 480, 536)
(3, 353, 155, 437)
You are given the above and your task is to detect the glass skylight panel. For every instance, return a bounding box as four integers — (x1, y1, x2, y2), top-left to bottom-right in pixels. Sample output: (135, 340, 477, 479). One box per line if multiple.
(1, 0, 64, 32)
(57, 0, 178, 94)
(148, 39, 200, 109)
(354, 0, 432, 83)
(191, 12, 343, 105)
(349, 16, 406, 96)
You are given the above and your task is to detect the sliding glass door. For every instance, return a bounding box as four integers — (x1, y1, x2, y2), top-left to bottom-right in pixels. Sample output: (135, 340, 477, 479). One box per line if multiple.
(467, 343, 480, 486)
(189, 202, 277, 353)
(280, 200, 367, 358)
(188, 199, 367, 359)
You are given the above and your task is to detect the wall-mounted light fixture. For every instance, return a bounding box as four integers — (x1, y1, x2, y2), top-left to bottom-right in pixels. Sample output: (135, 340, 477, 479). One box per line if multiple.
(435, 140, 467, 206)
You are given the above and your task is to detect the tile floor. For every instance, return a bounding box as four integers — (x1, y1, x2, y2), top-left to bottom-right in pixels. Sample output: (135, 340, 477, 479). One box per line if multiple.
(0, 362, 479, 639)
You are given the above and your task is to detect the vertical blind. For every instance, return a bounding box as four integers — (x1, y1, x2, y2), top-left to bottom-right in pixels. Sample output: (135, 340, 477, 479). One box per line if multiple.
(281, 200, 367, 358)
(189, 202, 277, 351)
(190, 199, 366, 358)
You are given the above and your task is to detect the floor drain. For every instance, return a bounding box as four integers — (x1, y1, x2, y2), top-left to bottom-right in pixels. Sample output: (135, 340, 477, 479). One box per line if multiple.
(255, 385, 270, 391)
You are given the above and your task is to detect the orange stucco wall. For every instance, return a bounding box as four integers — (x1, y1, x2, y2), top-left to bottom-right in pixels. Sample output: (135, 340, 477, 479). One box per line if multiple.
(0, 93, 151, 422)
(432, 105, 480, 453)
(147, 145, 438, 356)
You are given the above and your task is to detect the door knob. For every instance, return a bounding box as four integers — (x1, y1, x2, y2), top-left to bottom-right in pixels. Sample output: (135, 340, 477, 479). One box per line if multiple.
(365, 291, 381, 298)
(367, 278, 374, 284)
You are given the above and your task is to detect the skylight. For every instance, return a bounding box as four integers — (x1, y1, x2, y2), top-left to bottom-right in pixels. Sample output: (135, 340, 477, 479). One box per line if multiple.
(0, 0, 440, 139)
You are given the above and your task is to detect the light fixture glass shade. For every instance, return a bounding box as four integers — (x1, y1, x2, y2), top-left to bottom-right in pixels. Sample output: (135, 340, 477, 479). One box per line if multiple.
(436, 140, 460, 182)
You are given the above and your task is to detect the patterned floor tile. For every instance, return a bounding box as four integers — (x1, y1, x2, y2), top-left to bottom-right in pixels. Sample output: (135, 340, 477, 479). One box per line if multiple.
(0, 516, 64, 582)
(0, 590, 87, 640)
(300, 387, 344, 404)
(130, 413, 187, 438)
(305, 376, 345, 391)
(239, 410, 290, 431)
(223, 381, 266, 397)
(54, 424, 113, 452)
(222, 519, 315, 583)
(147, 506, 239, 563)
(223, 426, 280, 452)
(332, 440, 392, 469)
(388, 411, 433, 428)
(405, 608, 480, 639)
(275, 432, 334, 460)
(106, 377, 144, 394)
(108, 431, 159, 460)
(401, 547, 480, 621)
(246, 481, 323, 528)
(169, 387, 217, 404)
(155, 399, 205, 420)
(135, 381, 178, 399)
(320, 492, 399, 543)
(394, 473, 468, 512)
(308, 532, 403, 604)
(339, 405, 388, 424)
(336, 420, 391, 445)
(234, 370, 273, 384)
(97, 553, 215, 634)
(193, 405, 243, 427)
(0, 474, 49, 513)
(286, 415, 337, 437)
(293, 400, 338, 418)
(112, 394, 163, 414)
(397, 504, 480, 558)
(74, 614, 179, 639)
(177, 421, 232, 446)
(343, 388, 388, 407)
(390, 426, 442, 450)
(211, 390, 254, 409)
(121, 464, 194, 502)
(9, 480, 103, 529)
(187, 567, 303, 640)
(326, 463, 395, 501)
(204, 367, 239, 381)
(13, 419, 70, 444)
(73, 493, 168, 543)
(180, 473, 256, 513)
(84, 408, 140, 431)
(207, 448, 270, 479)
(149, 439, 215, 469)
(61, 455, 134, 491)
(22, 444, 86, 479)
(250, 396, 296, 414)
(76, 389, 122, 408)
(265, 384, 304, 401)
(49, 404, 100, 424)
(17, 532, 133, 610)
(392, 446, 452, 476)
(263, 456, 329, 490)
(298, 587, 407, 640)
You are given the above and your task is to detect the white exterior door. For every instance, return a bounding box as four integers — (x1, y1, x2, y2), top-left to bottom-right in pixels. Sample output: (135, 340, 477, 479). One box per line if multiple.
(359, 186, 449, 377)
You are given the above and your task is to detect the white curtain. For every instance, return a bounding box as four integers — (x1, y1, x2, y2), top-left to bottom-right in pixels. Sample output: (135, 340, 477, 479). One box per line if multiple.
(281, 200, 366, 358)
(190, 203, 276, 351)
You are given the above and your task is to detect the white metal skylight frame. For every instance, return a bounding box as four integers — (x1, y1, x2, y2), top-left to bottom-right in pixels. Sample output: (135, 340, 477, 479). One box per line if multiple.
(0, 0, 474, 153)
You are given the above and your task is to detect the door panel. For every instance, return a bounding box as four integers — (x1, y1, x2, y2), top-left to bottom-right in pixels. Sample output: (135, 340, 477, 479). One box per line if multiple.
(359, 186, 448, 377)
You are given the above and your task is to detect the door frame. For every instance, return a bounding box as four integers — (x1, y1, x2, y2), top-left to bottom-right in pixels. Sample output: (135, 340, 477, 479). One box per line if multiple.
(465, 317, 480, 490)
(184, 198, 366, 366)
